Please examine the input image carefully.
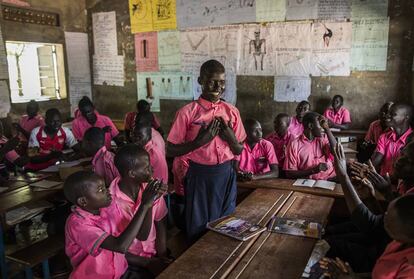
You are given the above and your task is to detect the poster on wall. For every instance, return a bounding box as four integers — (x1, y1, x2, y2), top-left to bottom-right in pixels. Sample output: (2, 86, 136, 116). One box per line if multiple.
(0, 26, 9, 80)
(317, 0, 351, 20)
(93, 55, 125, 86)
(92, 11, 118, 56)
(135, 32, 159, 72)
(274, 76, 311, 102)
(0, 80, 11, 118)
(351, 0, 388, 19)
(256, 0, 286, 22)
(286, 0, 318, 21)
(158, 30, 181, 71)
(180, 27, 210, 73)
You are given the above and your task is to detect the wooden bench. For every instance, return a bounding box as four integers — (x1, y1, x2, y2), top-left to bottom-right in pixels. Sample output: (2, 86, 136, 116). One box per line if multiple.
(6, 234, 64, 279)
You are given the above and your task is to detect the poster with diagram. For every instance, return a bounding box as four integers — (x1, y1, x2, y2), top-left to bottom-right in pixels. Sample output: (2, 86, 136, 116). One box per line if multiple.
(256, 0, 286, 22)
(135, 32, 159, 72)
(158, 30, 181, 71)
(180, 28, 210, 73)
(209, 25, 241, 73)
(286, 0, 318, 20)
(129, 0, 176, 33)
(274, 76, 311, 102)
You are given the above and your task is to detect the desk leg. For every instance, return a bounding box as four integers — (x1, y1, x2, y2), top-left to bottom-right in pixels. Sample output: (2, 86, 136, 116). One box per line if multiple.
(0, 225, 7, 279)
(42, 259, 51, 279)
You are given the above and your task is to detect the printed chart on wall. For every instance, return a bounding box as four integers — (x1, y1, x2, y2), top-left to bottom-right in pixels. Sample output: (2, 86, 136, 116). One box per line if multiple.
(157, 30, 181, 71)
(286, 0, 318, 20)
(135, 32, 159, 72)
(274, 76, 311, 102)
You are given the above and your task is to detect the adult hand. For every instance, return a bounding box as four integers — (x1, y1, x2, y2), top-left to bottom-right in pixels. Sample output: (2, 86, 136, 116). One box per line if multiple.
(367, 171, 392, 194)
(218, 117, 237, 144)
(319, 257, 356, 279)
(194, 118, 221, 147)
(354, 177, 376, 198)
(332, 142, 347, 179)
(318, 115, 330, 130)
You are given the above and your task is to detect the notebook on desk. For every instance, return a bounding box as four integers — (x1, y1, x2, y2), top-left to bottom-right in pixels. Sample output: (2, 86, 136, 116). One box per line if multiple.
(268, 217, 322, 239)
(207, 216, 266, 241)
(293, 179, 336, 191)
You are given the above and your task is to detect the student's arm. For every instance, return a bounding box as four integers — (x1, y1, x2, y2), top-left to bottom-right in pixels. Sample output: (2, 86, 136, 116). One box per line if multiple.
(330, 122, 351, 130)
(136, 205, 153, 241)
(252, 164, 279, 180)
(27, 148, 62, 164)
(285, 164, 327, 179)
(320, 116, 337, 153)
(101, 180, 163, 253)
(155, 216, 168, 257)
(371, 152, 384, 173)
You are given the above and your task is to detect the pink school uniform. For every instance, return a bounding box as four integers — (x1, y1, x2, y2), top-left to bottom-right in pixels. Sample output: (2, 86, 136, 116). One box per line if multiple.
(236, 139, 278, 174)
(151, 128, 165, 157)
(371, 240, 414, 279)
(167, 97, 246, 166)
(172, 155, 189, 196)
(365, 120, 387, 144)
(92, 146, 120, 186)
(288, 116, 304, 138)
(375, 128, 413, 176)
(283, 134, 335, 180)
(108, 177, 168, 258)
(65, 206, 128, 279)
(19, 114, 44, 141)
(124, 111, 161, 131)
(144, 139, 168, 184)
(0, 136, 20, 170)
(72, 112, 119, 149)
(265, 131, 294, 167)
(323, 107, 351, 125)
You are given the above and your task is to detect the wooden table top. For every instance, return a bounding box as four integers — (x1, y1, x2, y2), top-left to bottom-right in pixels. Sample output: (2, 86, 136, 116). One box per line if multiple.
(226, 192, 334, 279)
(332, 129, 366, 137)
(158, 188, 293, 279)
(238, 178, 344, 199)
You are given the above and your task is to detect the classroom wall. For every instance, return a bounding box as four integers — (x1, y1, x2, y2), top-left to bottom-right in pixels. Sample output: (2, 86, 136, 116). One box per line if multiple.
(0, 0, 87, 124)
(88, 0, 414, 135)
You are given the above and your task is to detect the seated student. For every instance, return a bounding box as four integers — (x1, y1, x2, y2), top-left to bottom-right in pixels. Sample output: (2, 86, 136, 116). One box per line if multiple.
(371, 104, 413, 176)
(0, 123, 28, 178)
(364, 102, 394, 145)
(234, 119, 279, 180)
(284, 112, 337, 180)
(265, 113, 294, 171)
(131, 124, 168, 184)
(72, 96, 122, 149)
(13, 100, 44, 143)
(26, 108, 79, 171)
(64, 171, 165, 278)
(135, 111, 165, 157)
(288, 101, 310, 137)
(323, 95, 351, 130)
(124, 100, 164, 142)
(82, 127, 119, 186)
(109, 145, 170, 275)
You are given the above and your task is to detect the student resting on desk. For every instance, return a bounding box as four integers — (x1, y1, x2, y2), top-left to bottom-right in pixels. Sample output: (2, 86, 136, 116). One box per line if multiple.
(109, 145, 171, 277)
(13, 100, 44, 145)
(166, 59, 246, 241)
(124, 100, 164, 142)
(371, 103, 413, 177)
(132, 124, 168, 184)
(64, 170, 166, 279)
(323, 95, 351, 130)
(26, 108, 80, 171)
(82, 127, 119, 187)
(265, 113, 294, 172)
(318, 143, 414, 279)
(72, 96, 122, 149)
(234, 118, 279, 181)
(284, 112, 337, 180)
(288, 101, 310, 138)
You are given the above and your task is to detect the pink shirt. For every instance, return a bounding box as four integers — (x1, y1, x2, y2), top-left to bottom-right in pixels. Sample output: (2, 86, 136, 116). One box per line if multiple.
(283, 134, 335, 180)
(288, 116, 304, 138)
(265, 131, 294, 167)
(72, 112, 119, 149)
(65, 206, 128, 279)
(92, 146, 120, 187)
(19, 114, 45, 141)
(365, 120, 387, 144)
(0, 136, 20, 163)
(152, 128, 165, 157)
(124, 111, 161, 131)
(108, 177, 168, 258)
(235, 139, 278, 174)
(144, 139, 168, 183)
(323, 107, 351, 125)
(372, 240, 414, 279)
(376, 128, 413, 176)
(167, 98, 246, 165)
(172, 156, 189, 196)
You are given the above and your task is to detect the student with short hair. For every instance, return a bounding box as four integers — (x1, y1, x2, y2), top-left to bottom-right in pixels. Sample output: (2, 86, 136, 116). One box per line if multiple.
(235, 118, 279, 181)
(323, 95, 351, 130)
(72, 96, 122, 149)
(26, 108, 79, 170)
(109, 145, 170, 276)
(14, 100, 44, 142)
(288, 101, 310, 137)
(0, 122, 28, 178)
(135, 111, 165, 157)
(265, 113, 294, 170)
(82, 127, 119, 186)
(166, 59, 246, 241)
(284, 112, 337, 180)
(371, 104, 413, 176)
(64, 171, 164, 278)
(364, 102, 394, 145)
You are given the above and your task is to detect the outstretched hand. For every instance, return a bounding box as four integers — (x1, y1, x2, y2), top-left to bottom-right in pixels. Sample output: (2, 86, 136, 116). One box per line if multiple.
(333, 142, 347, 179)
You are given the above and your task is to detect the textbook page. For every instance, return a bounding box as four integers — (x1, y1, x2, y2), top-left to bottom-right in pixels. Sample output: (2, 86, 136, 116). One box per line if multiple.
(293, 179, 316, 187)
(314, 180, 336, 191)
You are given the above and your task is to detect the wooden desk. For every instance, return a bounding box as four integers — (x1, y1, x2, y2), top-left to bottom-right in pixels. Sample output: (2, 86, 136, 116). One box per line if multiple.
(238, 179, 343, 198)
(1, 181, 29, 194)
(227, 192, 334, 279)
(158, 189, 293, 279)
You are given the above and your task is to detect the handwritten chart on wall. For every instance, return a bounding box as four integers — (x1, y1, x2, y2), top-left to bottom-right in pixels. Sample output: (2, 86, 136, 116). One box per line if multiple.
(93, 55, 125, 86)
(317, 0, 351, 20)
(92, 11, 118, 56)
(256, 0, 286, 22)
(180, 28, 210, 73)
(351, 0, 388, 19)
(274, 76, 311, 102)
(286, 0, 318, 20)
(157, 30, 181, 71)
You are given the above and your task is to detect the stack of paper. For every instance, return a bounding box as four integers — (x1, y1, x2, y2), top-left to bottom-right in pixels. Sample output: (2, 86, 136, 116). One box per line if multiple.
(30, 180, 62, 191)
(6, 201, 53, 226)
(293, 179, 336, 191)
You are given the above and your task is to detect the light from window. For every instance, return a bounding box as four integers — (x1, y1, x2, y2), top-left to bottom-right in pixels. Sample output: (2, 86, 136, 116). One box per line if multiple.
(6, 41, 67, 103)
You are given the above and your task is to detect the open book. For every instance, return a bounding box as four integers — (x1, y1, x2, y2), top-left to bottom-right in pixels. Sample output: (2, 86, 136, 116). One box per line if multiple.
(207, 216, 266, 241)
(293, 179, 336, 191)
(268, 217, 322, 239)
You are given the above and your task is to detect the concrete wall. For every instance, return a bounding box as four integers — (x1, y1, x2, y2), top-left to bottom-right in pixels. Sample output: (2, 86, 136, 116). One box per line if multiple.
(1, 0, 87, 123)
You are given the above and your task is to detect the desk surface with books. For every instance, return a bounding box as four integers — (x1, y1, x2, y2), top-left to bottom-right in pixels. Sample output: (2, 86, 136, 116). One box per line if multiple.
(238, 178, 344, 198)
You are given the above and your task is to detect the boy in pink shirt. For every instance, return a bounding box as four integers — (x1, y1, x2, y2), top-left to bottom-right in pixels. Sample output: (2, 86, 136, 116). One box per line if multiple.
(167, 60, 246, 241)
(14, 100, 44, 143)
(64, 170, 164, 279)
(372, 104, 413, 176)
(82, 127, 119, 186)
(284, 112, 337, 180)
(364, 102, 393, 145)
(288, 101, 310, 137)
(235, 119, 279, 180)
(72, 97, 122, 149)
(134, 111, 166, 157)
(132, 125, 168, 184)
(266, 113, 294, 173)
(109, 144, 170, 275)
(323, 95, 351, 130)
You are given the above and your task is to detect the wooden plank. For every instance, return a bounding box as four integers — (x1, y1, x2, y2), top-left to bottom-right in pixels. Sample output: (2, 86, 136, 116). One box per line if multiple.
(332, 129, 366, 137)
(227, 192, 334, 279)
(158, 189, 293, 279)
(238, 179, 343, 198)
